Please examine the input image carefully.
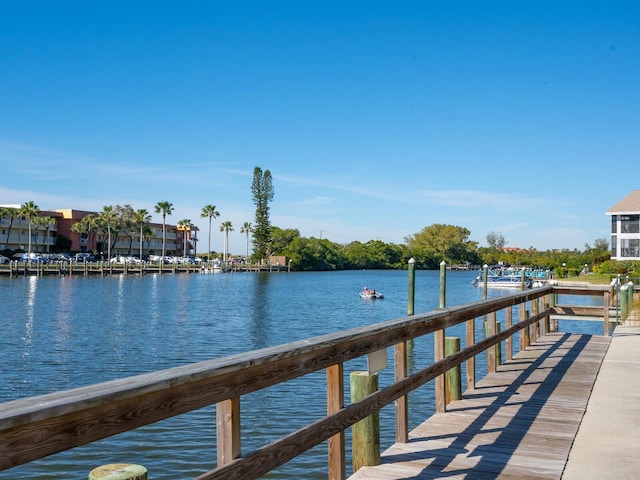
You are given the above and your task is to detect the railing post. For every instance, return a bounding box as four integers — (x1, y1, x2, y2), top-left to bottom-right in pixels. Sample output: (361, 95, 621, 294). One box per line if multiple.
(523, 310, 531, 348)
(548, 286, 559, 332)
(485, 312, 497, 373)
(327, 364, 345, 480)
(505, 306, 513, 361)
(604, 290, 611, 336)
(531, 297, 539, 343)
(434, 328, 445, 413)
(466, 315, 476, 390)
(350, 372, 380, 472)
(496, 322, 502, 366)
(394, 342, 408, 443)
(445, 337, 461, 403)
(518, 305, 526, 352)
(216, 397, 241, 466)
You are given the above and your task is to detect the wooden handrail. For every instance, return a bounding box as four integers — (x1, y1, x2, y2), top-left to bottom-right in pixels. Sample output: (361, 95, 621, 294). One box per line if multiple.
(0, 285, 612, 478)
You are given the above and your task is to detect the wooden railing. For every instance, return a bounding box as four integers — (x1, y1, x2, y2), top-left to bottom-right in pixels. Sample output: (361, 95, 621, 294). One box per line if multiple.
(0, 285, 613, 479)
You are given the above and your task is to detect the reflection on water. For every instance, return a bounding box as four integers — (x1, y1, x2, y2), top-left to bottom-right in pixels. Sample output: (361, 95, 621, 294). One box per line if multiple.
(250, 273, 271, 349)
(23, 276, 38, 353)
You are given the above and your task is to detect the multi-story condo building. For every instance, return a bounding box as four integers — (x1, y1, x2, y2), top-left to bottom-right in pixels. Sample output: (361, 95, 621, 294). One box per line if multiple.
(0, 205, 59, 253)
(606, 190, 640, 260)
(0, 206, 198, 258)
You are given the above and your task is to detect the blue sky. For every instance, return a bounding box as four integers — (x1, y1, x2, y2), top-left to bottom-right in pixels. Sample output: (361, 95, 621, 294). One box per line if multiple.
(1, 2, 638, 255)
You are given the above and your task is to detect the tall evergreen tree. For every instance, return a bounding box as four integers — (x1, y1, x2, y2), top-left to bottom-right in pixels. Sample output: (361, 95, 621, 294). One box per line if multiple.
(250, 166, 274, 262)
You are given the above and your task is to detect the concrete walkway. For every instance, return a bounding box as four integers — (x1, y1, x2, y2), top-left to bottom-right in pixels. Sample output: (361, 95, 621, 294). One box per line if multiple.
(562, 325, 640, 479)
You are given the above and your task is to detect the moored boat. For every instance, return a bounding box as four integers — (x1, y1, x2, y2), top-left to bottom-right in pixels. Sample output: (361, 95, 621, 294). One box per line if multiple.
(471, 265, 534, 289)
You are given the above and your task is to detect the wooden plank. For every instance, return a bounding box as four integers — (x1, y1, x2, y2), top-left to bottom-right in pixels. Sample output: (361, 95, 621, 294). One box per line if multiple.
(348, 333, 610, 480)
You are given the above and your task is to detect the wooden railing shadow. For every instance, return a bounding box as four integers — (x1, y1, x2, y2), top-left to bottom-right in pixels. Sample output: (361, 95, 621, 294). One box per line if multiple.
(383, 333, 591, 479)
(0, 285, 613, 479)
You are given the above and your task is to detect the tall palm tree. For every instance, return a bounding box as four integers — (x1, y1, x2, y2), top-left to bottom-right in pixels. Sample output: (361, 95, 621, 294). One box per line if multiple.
(98, 205, 119, 261)
(71, 214, 98, 252)
(32, 215, 53, 252)
(200, 204, 220, 261)
(0, 206, 17, 250)
(142, 225, 154, 253)
(20, 201, 40, 254)
(240, 222, 252, 262)
(154, 201, 174, 260)
(177, 218, 192, 258)
(132, 209, 152, 263)
(219, 220, 234, 263)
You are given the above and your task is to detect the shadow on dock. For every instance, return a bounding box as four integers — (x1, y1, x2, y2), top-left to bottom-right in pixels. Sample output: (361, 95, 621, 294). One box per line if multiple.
(349, 333, 608, 479)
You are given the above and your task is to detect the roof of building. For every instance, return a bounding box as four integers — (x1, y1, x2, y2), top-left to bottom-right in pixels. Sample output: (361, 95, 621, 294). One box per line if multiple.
(607, 190, 640, 214)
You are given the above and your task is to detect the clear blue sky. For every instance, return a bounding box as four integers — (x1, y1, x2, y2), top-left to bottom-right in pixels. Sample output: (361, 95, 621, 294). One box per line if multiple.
(1, 2, 638, 254)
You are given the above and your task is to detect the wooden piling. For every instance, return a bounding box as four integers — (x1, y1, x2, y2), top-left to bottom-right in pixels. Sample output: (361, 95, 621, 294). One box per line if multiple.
(88, 464, 147, 480)
(439, 261, 446, 308)
(350, 371, 380, 472)
(445, 337, 461, 403)
(621, 285, 628, 319)
(407, 258, 415, 316)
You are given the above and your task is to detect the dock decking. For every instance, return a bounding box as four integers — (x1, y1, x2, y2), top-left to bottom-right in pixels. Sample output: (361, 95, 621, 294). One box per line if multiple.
(348, 332, 611, 480)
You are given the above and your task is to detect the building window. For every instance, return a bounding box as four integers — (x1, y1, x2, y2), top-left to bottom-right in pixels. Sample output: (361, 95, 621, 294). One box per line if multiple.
(612, 215, 617, 233)
(612, 236, 617, 257)
(621, 215, 639, 234)
(620, 238, 640, 258)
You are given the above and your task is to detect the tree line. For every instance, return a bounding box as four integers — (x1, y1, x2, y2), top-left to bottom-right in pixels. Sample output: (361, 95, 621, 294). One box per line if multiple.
(1, 167, 619, 275)
(269, 225, 612, 274)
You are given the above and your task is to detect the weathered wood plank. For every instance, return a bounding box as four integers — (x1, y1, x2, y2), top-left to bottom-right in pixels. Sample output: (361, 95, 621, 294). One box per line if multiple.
(348, 333, 609, 480)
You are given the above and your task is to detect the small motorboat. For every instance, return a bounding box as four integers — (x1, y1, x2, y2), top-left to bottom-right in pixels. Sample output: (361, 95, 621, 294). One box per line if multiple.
(359, 288, 384, 299)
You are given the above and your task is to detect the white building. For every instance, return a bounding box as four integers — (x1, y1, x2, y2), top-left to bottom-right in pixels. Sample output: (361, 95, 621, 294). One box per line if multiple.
(606, 190, 640, 260)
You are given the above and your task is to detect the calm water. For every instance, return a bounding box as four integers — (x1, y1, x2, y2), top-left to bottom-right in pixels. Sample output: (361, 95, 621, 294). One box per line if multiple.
(0, 270, 602, 479)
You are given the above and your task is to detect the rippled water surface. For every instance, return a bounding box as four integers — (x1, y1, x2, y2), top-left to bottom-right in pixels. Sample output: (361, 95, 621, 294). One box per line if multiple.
(0, 270, 602, 479)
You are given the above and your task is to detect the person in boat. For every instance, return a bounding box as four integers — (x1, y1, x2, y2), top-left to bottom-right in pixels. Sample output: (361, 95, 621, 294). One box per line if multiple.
(363, 286, 369, 294)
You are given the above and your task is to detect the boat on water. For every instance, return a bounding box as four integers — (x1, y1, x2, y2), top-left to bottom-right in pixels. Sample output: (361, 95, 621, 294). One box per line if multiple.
(204, 259, 230, 274)
(471, 265, 534, 289)
(359, 287, 384, 299)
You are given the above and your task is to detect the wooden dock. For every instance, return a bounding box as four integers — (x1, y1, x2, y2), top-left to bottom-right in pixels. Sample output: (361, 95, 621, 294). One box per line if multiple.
(0, 261, 289, 277)
(348, 332, 610, 480)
